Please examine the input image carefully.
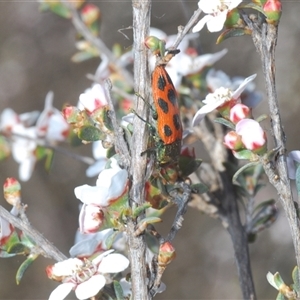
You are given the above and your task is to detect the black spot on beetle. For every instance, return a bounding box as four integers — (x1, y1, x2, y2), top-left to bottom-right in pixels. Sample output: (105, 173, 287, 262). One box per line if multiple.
(173, 114, 181, 130)
(164, 125, 172, 137)
(168, 88, 177, 106)
(157, 75, 167, 91)
(158, 98, 169, 114)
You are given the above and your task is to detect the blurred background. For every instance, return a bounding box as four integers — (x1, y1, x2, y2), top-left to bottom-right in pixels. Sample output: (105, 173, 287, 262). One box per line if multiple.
(0, 1, 299, 299)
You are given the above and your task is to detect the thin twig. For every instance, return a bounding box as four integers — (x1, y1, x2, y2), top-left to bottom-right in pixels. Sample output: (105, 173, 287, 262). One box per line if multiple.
(127, 1, 152, 299)
(0, 205, 67, 262)
(104, 80, 131, 169)
(171, 8, 202, 50)
(62, 1, 134, 87)
(242, 12, 300, 277)
(194, 112, 256, 299)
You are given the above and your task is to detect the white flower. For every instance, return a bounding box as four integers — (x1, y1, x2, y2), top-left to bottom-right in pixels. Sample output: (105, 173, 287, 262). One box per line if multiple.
(0, 92, 69, 181)
(48, 250, 129, 300)
(193, 0, 242, 33)
(166, 49, 228, 89)
(74, 158, 128, 207)
(78, 83, 108, 114)
(206, 69, 262, 108)
(192, 74, 257, 126)
(36, 91, 70, 143)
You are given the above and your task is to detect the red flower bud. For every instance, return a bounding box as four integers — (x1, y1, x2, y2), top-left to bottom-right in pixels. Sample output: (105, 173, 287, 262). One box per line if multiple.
(158, 242, 176, 267)
(3, 178, 21, 207)
(263, 0, 282, 24)
(229, 103, 252, 124)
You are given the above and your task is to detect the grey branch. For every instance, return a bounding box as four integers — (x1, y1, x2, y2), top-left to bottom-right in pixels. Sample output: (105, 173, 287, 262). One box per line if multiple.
(0, 205, 67, 262)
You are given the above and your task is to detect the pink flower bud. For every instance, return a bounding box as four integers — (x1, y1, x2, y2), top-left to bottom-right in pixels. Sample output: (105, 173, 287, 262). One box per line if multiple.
(158, 242, 176, 267)
(236, 119, 267, 154)
(263, 0, 282, 24)
(3, 178, 21, 207)
(229, 104, 252, 124)
(224, 131, 244, 151)
(81, 4, 101, 26)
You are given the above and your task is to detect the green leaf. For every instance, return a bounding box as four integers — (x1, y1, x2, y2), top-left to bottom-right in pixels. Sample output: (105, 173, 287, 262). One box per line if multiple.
(249, 199, 277, 235)
(71, 50, 98, 63)
(217, 28, 251, 44)
(190, 183, 209, 194)
(214, 117, 235, 130)
(78, 125, 104, 142)
(113, 280, 124, 300)
(232, 162, 260, 186)
(16, 254, 39, 284)
(275, 293, 285, 300)
(7, 242, 30, 255)
(239, 3, 266, 15)
(292, 266, 300, 293)
(44, 149, 54, 172)
(232, 149, 257, 160)
(295, 165, 300, 195)
(0, 135, 10, 160)
(178, 156, 202, 178)
(132, 203, 152, 218)
(104, 230, 121, 249)
(255, 114, 268, 123)
(273, 272, 285, 288)
(48, 3, 72, 19)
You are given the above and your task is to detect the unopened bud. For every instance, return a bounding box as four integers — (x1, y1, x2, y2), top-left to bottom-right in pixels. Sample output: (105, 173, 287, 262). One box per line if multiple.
(158, 242, 176, 267)
(263, 0, 282, 24)
(229, 103, 252, 124)
(81, 4, 101, 26)
(3, 178, 21, 207)
(144, 36, 165, 56)
(224, 131, 244, 151)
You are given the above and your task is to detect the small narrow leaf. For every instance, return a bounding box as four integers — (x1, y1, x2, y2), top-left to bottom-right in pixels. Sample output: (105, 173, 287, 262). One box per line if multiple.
(217, 28, 251, 44)
(7, 243, 30, 255)
(292, 266, 300, 293)
(190, 183, 208, 194)
(273, 272, 285, 288)
(48, 3, 72, 18)
(232, 162, 260, 186)
(16, 254, 39, 284)
(71, 51, 97, 63)
(132, 203, 152, 218)
(113, 280, 124, 300)
(214, 117, 235, 130)
(0, 135, 10, 160)
(275, 293, 285, 300)
(267, 272, 279, 290)
(239, 3, 266, 15)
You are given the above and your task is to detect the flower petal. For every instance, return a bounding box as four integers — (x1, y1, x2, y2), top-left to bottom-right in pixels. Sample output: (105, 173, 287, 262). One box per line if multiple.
(192, 97, 225, 126)
(49, 282, 74, 300)
(232, 74, 257, 100)
(75, 275, 106, 300)
(74, 184, 109, 206)
(192, 15, 212, 33)
(98, 253, 129, 273)
(206, 12, 227, 32)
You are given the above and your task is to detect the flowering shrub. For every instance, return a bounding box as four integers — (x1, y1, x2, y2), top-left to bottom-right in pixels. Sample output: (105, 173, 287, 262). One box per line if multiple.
(1, 0, 299, 300)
